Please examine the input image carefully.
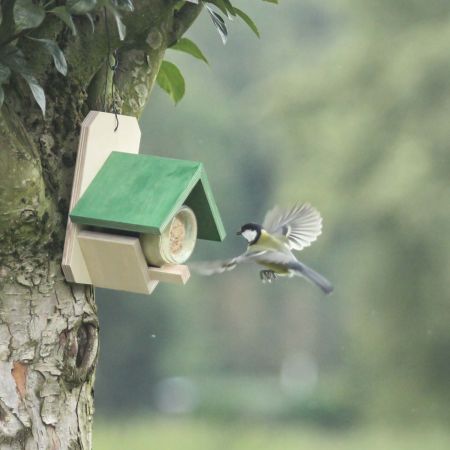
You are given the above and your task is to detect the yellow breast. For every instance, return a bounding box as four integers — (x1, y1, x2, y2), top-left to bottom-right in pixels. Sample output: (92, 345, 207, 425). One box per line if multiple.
(251, 230, 289, 252)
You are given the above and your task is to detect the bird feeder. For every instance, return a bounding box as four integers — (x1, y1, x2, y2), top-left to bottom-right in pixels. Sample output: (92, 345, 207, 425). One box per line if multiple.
(62, 111, 225, 295)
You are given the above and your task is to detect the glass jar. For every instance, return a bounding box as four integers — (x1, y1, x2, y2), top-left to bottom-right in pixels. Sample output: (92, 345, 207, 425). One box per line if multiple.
(140, 206, 197, 266)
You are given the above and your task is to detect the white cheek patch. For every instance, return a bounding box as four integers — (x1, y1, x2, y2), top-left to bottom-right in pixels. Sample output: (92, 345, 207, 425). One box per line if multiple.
(242, 229, 257, 242)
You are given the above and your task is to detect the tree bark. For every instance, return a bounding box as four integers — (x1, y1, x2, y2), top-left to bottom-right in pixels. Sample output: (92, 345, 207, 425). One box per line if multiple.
(0, 1, 202, 448)
(0, 278, 97, 450)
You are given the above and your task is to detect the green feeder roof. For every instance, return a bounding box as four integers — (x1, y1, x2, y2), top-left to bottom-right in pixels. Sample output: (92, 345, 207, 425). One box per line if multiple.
(70, 151, 226, 241)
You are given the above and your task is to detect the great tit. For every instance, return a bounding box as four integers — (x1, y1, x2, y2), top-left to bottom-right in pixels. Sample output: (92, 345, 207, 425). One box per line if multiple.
(191, 203, 333, 294)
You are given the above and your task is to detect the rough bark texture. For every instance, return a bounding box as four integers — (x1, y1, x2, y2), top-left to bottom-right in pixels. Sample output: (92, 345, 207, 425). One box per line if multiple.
(0, 1, 202, 448)
(0, 278, 97, 450)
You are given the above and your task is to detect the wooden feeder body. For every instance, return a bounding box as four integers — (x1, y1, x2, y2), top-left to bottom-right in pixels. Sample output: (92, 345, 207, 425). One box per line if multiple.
(62, 111, 225, 294)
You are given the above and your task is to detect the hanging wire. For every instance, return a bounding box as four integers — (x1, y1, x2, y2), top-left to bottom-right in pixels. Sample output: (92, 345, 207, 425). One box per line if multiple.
(103, 7, 119, 132)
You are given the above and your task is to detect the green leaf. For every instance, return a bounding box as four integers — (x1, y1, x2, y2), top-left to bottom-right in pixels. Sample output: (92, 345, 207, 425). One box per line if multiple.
(234, 7, 260, 38)
(51, 6, 77, 35)
(21, 72, 45, 116)
(85, 12, 95, 32)
(171, 38, 208, 64)
(106, 5, 126, 40)
(204, 4, 228, 44)
(0, 86, 4, 108)
(28, 38, 68, 76)
(13, 0, 45, 31)
(67, 0, 97, 15)
(222, 0, 236, 17)
(114, 13, 126, 40)
(156, 60, 185, 105)
(112, 0, 134, 12)
(206, 0, 229, 16)
(262, 0, 278, 3)
(1, 46, 46, 115)
(0, 63, 11, 84)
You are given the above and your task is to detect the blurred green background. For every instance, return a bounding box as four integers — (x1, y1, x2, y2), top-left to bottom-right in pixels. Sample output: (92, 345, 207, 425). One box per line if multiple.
(94, 0, 450, 448)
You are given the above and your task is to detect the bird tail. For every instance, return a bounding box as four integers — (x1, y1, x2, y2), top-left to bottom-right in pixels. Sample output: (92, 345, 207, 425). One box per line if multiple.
(289, 260, 334, 295)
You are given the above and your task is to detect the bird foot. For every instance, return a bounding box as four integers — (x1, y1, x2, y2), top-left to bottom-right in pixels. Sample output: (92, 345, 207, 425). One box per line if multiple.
(260, 270, 278, 284)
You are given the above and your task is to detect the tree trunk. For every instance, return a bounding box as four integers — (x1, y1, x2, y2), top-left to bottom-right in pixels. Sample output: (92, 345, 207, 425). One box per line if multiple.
(0, 2, 202, 448)
(0, 279, 97, 450)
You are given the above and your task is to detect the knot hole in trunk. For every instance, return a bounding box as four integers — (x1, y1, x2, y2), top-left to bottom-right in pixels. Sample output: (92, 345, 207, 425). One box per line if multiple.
(62, 322, 98, 387)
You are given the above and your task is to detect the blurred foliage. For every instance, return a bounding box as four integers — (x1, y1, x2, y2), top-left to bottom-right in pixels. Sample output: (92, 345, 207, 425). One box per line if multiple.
(95, 0, 450, 430)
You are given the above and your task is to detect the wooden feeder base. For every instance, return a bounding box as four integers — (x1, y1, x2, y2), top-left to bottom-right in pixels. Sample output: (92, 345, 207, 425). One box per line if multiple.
(148, 265, 190, 285)
(78, 231, 190, 295)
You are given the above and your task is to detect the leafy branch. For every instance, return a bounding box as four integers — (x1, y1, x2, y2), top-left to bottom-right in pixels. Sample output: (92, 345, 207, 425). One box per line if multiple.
(0, 0, 277, 114)
(0, 0, 133, 115)
(157, 0, 277, 104)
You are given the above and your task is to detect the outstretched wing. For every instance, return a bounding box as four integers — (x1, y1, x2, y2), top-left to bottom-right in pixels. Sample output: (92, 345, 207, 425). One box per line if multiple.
(262, 202, 322, 251)
(189, 250, 266, 276)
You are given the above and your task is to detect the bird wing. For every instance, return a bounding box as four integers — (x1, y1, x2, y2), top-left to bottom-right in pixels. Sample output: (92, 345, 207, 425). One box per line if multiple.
(189, 250, 266, 276)
(262, 202, 323, 251)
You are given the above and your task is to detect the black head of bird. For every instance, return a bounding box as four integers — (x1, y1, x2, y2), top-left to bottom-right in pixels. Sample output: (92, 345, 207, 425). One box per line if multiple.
(236, 223, 262, 245)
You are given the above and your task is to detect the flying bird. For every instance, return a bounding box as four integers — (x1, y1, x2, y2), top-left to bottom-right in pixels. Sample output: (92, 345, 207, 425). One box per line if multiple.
(190, 203, 333, 294)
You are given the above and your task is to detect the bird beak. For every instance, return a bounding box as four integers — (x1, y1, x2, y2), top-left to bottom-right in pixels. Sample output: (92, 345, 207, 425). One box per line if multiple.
(236, 231, 242, 236)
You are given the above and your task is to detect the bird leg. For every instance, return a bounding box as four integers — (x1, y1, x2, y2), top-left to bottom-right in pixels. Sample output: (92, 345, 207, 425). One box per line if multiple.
(260, 270, 278, 283)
